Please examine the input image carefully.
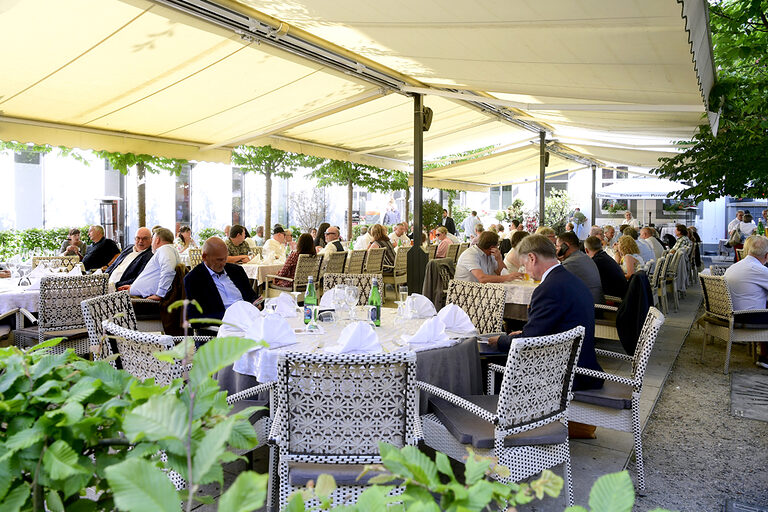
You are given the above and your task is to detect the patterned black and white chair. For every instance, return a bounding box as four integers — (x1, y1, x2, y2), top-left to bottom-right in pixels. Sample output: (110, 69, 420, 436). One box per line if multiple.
(81, 290, 138, 364)
(32, 255, 80, 272)
(322, 273, 381, 306)
(569, 307, 665, 492)
(344, 250, 367, 274)
(446, 280, 506, 334)
(268, 351, 420, 509)
(420, 326, 585, 506)
(708, 264, 729, 276)
(14, 273, 109, 355)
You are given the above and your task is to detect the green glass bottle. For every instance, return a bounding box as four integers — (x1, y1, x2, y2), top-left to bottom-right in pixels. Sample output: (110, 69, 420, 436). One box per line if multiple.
(304, 276, 317, 324)
(759, 219, 765, 236)
(367, 277, 382, 327)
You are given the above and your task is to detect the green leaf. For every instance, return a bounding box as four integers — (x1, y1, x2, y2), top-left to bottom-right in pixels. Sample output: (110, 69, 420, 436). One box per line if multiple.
(564, 507, 589, 512)
(530, 469, 563, 499)
(284, 492, 305, 512)
(435, 451, 456, 480)
(123, 394, 188, 443)
(153, 341, 192, 363)
(192, 417, 235, 483)
(30, 352, 70, 380)
(46, 489, 65, 512)
(0, 483, 29, 512)
(43, 440, 87, 480)
(28, 337, 65, 352)
(105, 458, 180, 512)
(3, 424, 44, 454)
(463, 448, 491, 486)
(46, 401, 84, 426)
(314, 473, 337, 498)
(189, 337, 264, 386)
(353, 486, 394, 512)
(587, 471, 635, 512)
(227, 419, 261, 450)
(128, 379, 167, 401)
(217, 471, 268, 512)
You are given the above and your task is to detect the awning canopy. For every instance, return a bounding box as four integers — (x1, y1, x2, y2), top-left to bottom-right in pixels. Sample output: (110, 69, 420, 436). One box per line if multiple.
(0, 0, 715, 186)
(596, 178, 689, 199)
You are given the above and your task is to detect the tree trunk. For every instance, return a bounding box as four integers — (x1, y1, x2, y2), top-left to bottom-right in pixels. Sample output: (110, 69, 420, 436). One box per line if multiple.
(405, 186, 411, 227)
(137, 162, 146, 228)
(347, 180, 353, 241)
(265, 170, 272, 233)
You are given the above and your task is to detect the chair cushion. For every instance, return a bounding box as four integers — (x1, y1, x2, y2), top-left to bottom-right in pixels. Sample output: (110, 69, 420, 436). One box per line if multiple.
(269, 285, 293, 292)
(228, 399, 269, 425)
(14, 327, 87, 343)
(594, 318, 616, 327)
(288, 463, 390, 487)
(429, 395, 567, 449)
(573, 380, 632, 410)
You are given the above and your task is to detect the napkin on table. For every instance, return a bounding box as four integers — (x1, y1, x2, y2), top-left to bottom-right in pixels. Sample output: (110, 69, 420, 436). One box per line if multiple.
(266, 292, 298, 318)
(401, 316, 451, 349)
(319, 287, 337, 307)
(325, 321, 381, 354)
(437, 304, 476, 334)
(219, 301, 264, 338)
(25, 265, 55, 291)
(406, 293, 437, 318)
(68, 265, 83, 276)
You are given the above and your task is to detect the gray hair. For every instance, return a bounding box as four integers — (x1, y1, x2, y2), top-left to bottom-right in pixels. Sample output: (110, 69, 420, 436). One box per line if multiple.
(747, 236, 768, 258)
(154, 228, 174, 244)
(516, 234, 557, 260)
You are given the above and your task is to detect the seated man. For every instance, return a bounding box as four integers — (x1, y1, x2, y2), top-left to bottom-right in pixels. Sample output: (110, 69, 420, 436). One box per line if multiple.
(319, 226, 344, 255)
(389, 222, 410, 247)
(724, 235, 768, 368)
(185, 237, 260, 321)
(226, 224, 252, 264)
(354, 225, 373, 250)
(82, 225, 121, 271)
(639, 227, 664, 260)
(584, 236, 628, 299)
(262, 226, 287, 257)
(119, 228, 180, 300)
(556, 231, 604, 304)
(489, 234, 604, 392)
(623, 227, 655, 263)
(455, 231, 521, 283)
(106, 227, 153, 288)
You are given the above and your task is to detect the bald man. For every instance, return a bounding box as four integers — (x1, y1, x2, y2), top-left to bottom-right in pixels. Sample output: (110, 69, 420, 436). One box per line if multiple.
(184, 237, 260, 322)
(107, 227, 154, 288)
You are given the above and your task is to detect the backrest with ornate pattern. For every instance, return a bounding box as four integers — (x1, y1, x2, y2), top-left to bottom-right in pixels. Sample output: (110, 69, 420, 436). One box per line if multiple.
(446, 280, 505, 334)
(81, 290, 137, 361)
(32, 255, 80, 271)
(188, 248, 202, 267)
(629, 307, 665, 391)
(293, 254, 322, 291)
(709, 264, 728, 276)
(699, 274, 732, 321)
(323, 273, 382, 305)
(38, 274, 109, 336)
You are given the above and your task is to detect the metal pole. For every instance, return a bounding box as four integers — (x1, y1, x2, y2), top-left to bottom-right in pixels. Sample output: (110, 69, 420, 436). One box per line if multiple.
(591, 163, 597, 230)
(408, 94, 428, 293)
(539, 131, 546, 226)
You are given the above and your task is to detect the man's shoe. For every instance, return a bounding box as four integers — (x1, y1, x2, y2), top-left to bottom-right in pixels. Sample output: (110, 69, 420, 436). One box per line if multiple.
(756, 360, 768, 370)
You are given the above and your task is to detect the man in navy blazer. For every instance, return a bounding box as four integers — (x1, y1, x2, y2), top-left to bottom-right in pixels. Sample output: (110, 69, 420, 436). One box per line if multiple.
(106, 227, 154, 289)
(490, 234, 603, 391)
(184, 237, 260, 322)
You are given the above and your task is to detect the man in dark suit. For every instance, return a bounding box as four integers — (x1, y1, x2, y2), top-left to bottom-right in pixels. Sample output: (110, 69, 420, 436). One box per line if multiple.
(584, 236, 628, 299)
(107, 227, 154, 289)
(441, 209, 457, 236)
(489, 234, 604, 392)
(184, 237, 260, 322)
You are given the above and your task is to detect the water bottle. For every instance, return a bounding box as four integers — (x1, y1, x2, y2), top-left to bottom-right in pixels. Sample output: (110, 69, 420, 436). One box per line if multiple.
(304, 276, 317, 324)
(367, 278, 382, 327)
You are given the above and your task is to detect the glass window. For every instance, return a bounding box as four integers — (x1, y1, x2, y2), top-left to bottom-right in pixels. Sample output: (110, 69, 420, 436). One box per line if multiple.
(489, 186, 500, 210)
(232, 168, 244, 225)
(501, 185, 513, 208)
(14, 151, 40, 165)
(601, 168, 613, 180)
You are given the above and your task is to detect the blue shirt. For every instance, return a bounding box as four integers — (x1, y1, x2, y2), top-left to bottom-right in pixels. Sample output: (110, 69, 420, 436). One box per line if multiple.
(205, 264, 243, 309)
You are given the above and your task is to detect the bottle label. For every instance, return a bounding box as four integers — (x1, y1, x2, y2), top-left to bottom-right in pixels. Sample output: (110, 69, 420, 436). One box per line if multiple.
(369, 305, 380, 326)
(304, 305, 313, 324)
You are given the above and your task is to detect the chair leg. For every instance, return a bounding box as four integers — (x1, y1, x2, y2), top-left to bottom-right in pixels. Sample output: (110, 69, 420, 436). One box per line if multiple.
(564, 454, 575, 506)
(724, 337, 733, 375)
(631, 399, 645, 493)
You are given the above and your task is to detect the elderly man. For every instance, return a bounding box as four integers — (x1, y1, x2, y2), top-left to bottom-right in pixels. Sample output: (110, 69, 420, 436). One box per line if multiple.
(455, 231, 521, 283)
(354, 225, 374, 250)
(488, 234, 603, 392)
(184, 237, 260, 321)
(640, 227, 664, 260)
(623, 210, 640, 230)
(556, 231, 604, 304)
(389, 222, 410, 247)
(119, 228, 180, 300)
(263, 225, 287, 256)
(603, 225, 619, 247)
(584, 236, 628, 299)
(253, 226, 265, 246)
(623, 227, 655, 263)
(728, 210, 744, 236)
(319, 226, 344, 254)
(225, 224, 251, 264)
(82, 225, 120, 271)
(107, 227, 154, 288)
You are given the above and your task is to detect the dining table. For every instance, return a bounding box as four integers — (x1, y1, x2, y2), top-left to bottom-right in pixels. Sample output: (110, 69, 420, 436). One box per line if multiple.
(241, 260, 285, 285)
(215, 307, 483, 413)
(0, 278, 40, 326)
(500, 279, 539, 320)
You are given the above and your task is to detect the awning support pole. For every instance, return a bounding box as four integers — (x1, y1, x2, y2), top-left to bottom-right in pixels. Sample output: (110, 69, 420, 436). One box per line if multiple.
(539, 131, 546, 227)
(591, 163, 597, 229)
(408, 94, 428, 293)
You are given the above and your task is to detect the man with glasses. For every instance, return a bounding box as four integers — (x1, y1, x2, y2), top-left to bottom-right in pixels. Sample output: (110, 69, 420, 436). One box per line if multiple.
(107, 227, 153, 288)
(319, 226, 344, 255)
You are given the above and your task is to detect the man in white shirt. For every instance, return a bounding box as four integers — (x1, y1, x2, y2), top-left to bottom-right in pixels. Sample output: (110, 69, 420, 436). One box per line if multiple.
(728, 210, 744, 236)
(640, 227, 664, 260)
(454, 231, 521, 283)
(461, 211, 481, 240)
(354, 226, 374, 250)
(120, 228, 181, 300)
(623, 211, 640, 230)
(724, 235, 768, 368)
(388, 223, 410, 247)
(262, 226, 287, 256)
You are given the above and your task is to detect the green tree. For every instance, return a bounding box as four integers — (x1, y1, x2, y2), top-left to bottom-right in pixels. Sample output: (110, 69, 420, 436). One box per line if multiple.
(654, 0, 768, 201)
(232, 145, 322, 234)
(543, 190, 572, 235)
(309, 160, 408, 240)
(421, 199, 444, 234)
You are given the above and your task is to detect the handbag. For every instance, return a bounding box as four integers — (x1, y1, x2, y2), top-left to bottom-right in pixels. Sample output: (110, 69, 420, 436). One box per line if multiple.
(728, 229, 741, 247)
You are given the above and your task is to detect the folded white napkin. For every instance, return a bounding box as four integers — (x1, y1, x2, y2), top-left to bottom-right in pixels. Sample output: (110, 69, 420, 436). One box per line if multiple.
(219, 301, 264, 338)
(266, 293, 298, 318)
(326, 321, 381, 354)
(406, 293, 436, 318)
(68, 265, 82, 276)
(402, 316, 451, 349)
(29, 265, 54, 278)
(319, 288, 335, 307)
(437, 304, 476, 334)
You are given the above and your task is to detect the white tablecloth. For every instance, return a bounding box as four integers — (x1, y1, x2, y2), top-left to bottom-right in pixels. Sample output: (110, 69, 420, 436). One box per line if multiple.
(0, 279, 40, 316)
(501, 280, 538, 305)
(241, 262, 285, 284)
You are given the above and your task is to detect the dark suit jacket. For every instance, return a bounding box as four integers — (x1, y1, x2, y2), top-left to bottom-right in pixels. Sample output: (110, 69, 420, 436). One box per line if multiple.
(442, 216, 457, 235)
(184, 262, 258, 321)
(106, 246, 153, 288)
(591, 250, 628, 299)
(498, 265, 603, 390)
(616, 271, 653, 356)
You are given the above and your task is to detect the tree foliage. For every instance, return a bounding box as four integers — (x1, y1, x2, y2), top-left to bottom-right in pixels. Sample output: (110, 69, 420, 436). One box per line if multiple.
(654, 0, 768, 201)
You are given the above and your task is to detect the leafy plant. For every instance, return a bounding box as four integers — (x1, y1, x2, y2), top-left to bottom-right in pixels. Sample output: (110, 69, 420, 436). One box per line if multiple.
(0, 227, 92, 261)
(565, 471, 673, 512)
(499, 199, 526, 223)
(197, 228, 225, 245)
(451, 205, 471, 228)
(421, 199, 444, 234)
(543, 190, 572, 235)
(601, 200, 628, 214)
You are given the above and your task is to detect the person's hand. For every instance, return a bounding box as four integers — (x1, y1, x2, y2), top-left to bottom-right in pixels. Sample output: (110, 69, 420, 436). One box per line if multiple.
(238, 255, 250, 263)
(487, 335, 499, 347)
(146, 294, 162, 301)
(117, 285, 130, 291)
(490, 247, 502, 260)
(0, 270, 10, 279)
(504, 271, 523, 281)
(509, 330, 522, 336)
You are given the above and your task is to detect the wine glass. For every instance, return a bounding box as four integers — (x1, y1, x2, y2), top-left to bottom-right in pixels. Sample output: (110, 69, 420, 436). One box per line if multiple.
(289, 291, 302, 316)
(332, 285, 347, 317)
(345, 286, 360, 321)
(305, 305, 321, 333)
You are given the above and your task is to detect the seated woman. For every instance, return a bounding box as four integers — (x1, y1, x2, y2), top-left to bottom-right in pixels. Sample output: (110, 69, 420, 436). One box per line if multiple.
(614, 235, 645, 279)
(367, 223, 396, 274)
(434, 226, 453, 258)
(60, 228, 87, 260)
(503, 230, 530, 273)
(273, 233, 316, 288)
(175, 226, 198, 253)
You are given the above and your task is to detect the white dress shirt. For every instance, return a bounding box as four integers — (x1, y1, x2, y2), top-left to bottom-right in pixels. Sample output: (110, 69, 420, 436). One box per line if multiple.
(643, 236, 664, 260)
(637, 238, 655, 264)
(206, 264, 243, 308)
(728, 217, 742, 233)
(109, 249, 142, 284)
(724, 255, 768, 311)
(389, 232, 410, 247)
(130, 244, 181, 298)
(625, 217, 640, 230)
(262, 237, 284, 256)
(354, 232, 374, 251)
(461, 215, 481, 237)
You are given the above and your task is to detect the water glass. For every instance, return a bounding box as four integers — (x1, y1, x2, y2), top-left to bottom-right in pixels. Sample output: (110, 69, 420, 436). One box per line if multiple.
(398, 285, 408, 304)
(332, 285, 347, 315)
(345, 286, 360, 320)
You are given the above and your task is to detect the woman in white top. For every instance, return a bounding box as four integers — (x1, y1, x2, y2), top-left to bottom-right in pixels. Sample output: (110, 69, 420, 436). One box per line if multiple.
(175, 226, 198, 253)
(614, 235, 645, 279)
(623, 211, 640, 230)
(739, 213, 758, 241)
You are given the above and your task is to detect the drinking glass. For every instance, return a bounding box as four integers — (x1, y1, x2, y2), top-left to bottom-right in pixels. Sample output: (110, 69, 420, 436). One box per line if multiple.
(289, 291, 302, 316)
(305, 305, 321, 333)
(332, 285, 347, 317)
(345, 286, 360, 321)
(398, 285, 408, 303)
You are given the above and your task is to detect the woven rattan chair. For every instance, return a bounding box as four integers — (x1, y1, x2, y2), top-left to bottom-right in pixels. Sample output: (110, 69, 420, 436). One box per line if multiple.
(457, 243, 470, 260)
(420, 326, 585, 506)
(32, 255, 80, 271)
(569, 307, 665, 492)
(14, 273, 109, 355)
(81, 290, 137, 363)
(323, 250, 347, 275)
(187, 247, 203, 267)
(364, 247, 386, 274)
(265, 254, 322, 300)
(654, 252, 675, 314)
(698, 273, 768, 374)
(445, 243, 459, 263)
(322, 273, 382, 306)
(268, 351, 420, 509)
(344, 250, 367, 274)
(446, 280, 505, 334)
(426, 244, 438, 260)
(382, 246, 409, 299)
(649, 255, 667, 312)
